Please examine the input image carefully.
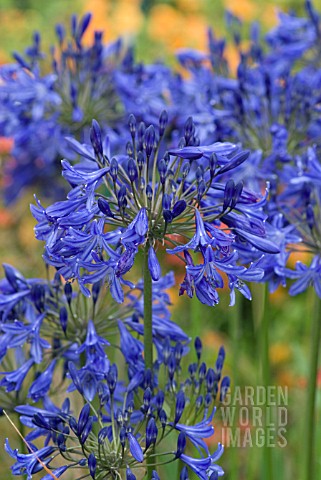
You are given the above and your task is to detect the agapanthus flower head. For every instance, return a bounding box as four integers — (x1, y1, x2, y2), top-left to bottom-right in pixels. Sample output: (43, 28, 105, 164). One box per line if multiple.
(0, 262, 187, 408)
(5, 12, 124, 130)
(172, 4, 321, 217)
(0, 13, 174, 203)
(33, 114, 278, 306)
(284, 146, 321, 253)
(0, 13, 126, 202)
(10, 338, 228, 479)
(180, 31, 321, 159)
(271, 145, 321, 297)
(266, 0, 321, 66)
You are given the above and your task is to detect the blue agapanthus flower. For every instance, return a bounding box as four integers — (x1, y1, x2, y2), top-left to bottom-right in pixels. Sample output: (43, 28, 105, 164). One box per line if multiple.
(177, 21, 321, 161)
(10, 337, 228, 480)
(266, 0, 321, 66)
(0, 262, 186, 410)
(32, 115, 278, 306)
(271, 145, 321, 297)
(0, 13, 174, 203)
(169, 9, 321, 296)
(171, 4, 321, 243)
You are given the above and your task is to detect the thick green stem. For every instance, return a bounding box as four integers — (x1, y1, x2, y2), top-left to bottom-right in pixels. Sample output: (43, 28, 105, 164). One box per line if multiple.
(261, 285, 273, 480)
(176, 458, 184, 480)
(304, 290, 321, 480)
(143, 243, 153, 371)
(143, 243, 154, 479)
(260, 284, 270, 388)
(189, 295, 201, 341)
(252, 283, 272, 480)
(230, 298, 241, 480)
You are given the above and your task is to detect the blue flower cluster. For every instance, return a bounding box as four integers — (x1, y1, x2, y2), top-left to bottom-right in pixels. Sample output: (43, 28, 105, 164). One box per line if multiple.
(31, 114, 278, 307)
(0, 264, 187, 406)
(9, 336, 227, 479)
(172, 1, 321, 297)
(0, 13, 173, 203)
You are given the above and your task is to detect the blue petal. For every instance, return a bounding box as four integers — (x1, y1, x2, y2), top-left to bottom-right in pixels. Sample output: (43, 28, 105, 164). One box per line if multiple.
(148, 246, 161, 281)
(234, 228, 280, 253)
(127, 432, 144, 462)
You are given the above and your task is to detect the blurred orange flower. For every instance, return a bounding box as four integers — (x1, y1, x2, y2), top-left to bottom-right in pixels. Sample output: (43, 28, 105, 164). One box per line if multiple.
(148, 4, 208, 52)
(0, 208, 14, 228)
(82, 0, 143, 43)
(0, 137, 13, 154)
(269, 286, 287, 305)
(287, 248, 312, 268)
(202, 330, 226, 350)
(224, 0, 258, 21)
(270, 342, 292, 366)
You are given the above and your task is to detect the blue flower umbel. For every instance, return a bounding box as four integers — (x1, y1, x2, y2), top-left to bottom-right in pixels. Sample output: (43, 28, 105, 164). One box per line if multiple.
(33, 115, 277, 307)
(0, 14, 123, 203)
(0, 13, 174, 203)
(9, 338, 228, 480)
(0, 262, 187, 410)
(272, 145, 321, 297)
(266, 0, 321, 67)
